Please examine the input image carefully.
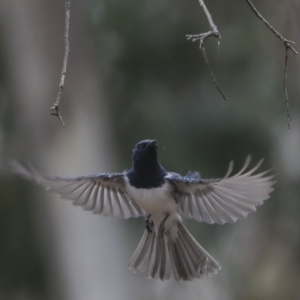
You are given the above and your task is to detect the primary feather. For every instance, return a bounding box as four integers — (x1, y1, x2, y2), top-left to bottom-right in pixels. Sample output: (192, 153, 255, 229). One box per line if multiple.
(166, 156, 275, 224)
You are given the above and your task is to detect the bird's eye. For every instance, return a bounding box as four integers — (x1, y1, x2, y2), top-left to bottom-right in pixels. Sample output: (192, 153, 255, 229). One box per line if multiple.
(136, 145, 142, 150)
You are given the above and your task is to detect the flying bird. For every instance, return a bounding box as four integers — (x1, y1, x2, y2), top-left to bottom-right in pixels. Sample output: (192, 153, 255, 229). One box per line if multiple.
(12, 139, 275, 281)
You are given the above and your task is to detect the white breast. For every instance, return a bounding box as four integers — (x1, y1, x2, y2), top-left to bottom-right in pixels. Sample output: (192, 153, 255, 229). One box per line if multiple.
(124, 179, 177, 216)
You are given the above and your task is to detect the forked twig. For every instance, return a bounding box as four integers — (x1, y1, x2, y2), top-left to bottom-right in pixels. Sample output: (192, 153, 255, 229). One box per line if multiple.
(245, 0, 297, 128)
(50, 0, 71, 126)
(186, 0, 227, 101)
(186, 0, 220, 48)
(245, 0, 297, 55)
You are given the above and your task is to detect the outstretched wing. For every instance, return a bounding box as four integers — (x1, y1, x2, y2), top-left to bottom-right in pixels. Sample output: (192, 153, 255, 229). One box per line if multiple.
(166, 156, 275, 224)
(11, 161, 146, 218)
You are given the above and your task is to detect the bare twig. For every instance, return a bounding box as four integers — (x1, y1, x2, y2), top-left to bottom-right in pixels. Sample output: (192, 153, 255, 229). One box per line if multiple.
(245, 0, 297, 55)
(245, 0, 298, 128)
(202, 46, 228, 101)
(50, 0, 71, 126)
(284, 48, 291, 129)
(186, 0, 220, 49)
(186, 0, 227, 101)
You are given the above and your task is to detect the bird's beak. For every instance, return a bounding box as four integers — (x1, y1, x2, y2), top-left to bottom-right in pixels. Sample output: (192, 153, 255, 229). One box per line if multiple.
(147, 140, 158, 149)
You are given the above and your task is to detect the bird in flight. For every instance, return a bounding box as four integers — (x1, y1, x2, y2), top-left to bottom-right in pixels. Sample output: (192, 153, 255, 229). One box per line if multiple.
(12, 139, 275, 281)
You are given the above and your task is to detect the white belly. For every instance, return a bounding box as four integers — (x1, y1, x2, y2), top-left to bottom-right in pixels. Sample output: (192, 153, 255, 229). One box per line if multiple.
(125, 180, 175, 214)
(125, 179, 179, 234)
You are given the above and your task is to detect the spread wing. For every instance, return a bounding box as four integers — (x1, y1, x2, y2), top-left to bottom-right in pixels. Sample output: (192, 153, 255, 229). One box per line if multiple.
(11, 161, 146, 218)
(166, 156, 275, 224)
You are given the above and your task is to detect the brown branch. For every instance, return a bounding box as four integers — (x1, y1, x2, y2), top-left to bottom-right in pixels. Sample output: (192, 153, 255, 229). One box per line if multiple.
(50, 0, 71, 126)
(186, 0, 227, 101)
(245, 0, 298, 128)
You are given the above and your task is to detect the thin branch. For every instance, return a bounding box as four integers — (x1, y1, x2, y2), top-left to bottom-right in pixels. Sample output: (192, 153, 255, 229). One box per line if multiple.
(186, 0, 220, 49)
(186, 0, 227, 101)
(245, 0, 297, 55)
(202, 46, 228, 101)
(245, 0, 298, 129)
(50, 0, 71, 126)
(284, 47, 291, 129)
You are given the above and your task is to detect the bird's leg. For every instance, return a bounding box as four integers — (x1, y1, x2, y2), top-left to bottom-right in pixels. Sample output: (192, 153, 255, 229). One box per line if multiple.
(158, 213, 169, 237)
(145, 214, 154, 233)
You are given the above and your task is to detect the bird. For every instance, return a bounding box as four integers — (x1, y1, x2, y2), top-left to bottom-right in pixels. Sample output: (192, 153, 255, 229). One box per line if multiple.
(11, 139, 275, 281)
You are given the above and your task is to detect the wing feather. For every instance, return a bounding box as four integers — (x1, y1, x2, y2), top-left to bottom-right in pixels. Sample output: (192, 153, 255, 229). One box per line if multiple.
(195, 191, 213, 224)
(201, 193, 222, 224)
(103, 186, 112, 216)
(167, 157, 275, 224)
(83, 184, 98, 211)
(11, 161, 146, 218)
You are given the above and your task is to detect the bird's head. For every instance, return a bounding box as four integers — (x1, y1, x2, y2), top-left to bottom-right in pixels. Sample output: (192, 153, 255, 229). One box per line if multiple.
(132, 139, 158, 166)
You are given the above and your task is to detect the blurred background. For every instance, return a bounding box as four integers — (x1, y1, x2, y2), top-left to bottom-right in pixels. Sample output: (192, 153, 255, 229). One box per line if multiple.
(0, 0, 300, 299)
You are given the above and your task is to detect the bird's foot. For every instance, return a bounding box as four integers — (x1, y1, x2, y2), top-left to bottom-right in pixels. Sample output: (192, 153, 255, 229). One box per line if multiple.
(145, 215, 154, 233)
(158, 213, 169, 237)
(158, 222, 165, 237)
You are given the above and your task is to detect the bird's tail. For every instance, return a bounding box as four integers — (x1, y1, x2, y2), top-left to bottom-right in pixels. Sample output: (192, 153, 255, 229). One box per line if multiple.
(128, 222, 221, 281)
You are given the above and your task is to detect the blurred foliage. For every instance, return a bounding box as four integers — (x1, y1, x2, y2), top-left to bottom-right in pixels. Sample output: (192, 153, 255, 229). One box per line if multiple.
(0, 177, 47, 299)
(87, 0, 280, 171)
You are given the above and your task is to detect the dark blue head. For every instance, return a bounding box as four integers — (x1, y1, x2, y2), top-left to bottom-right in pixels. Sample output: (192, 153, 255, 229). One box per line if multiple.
(132, 140, 158, 167)
(128, 139, 167, 188)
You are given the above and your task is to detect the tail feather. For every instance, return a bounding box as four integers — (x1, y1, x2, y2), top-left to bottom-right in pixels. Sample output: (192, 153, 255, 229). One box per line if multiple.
(129, 222, 221, 281)
(177, 228, 200, 277)
(176, 231, 198, 279)
(145, 232, 156, 277)
(130, 230, 152, 270)
(177, 223, 219, 276)
(159, 235, 167, 279)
